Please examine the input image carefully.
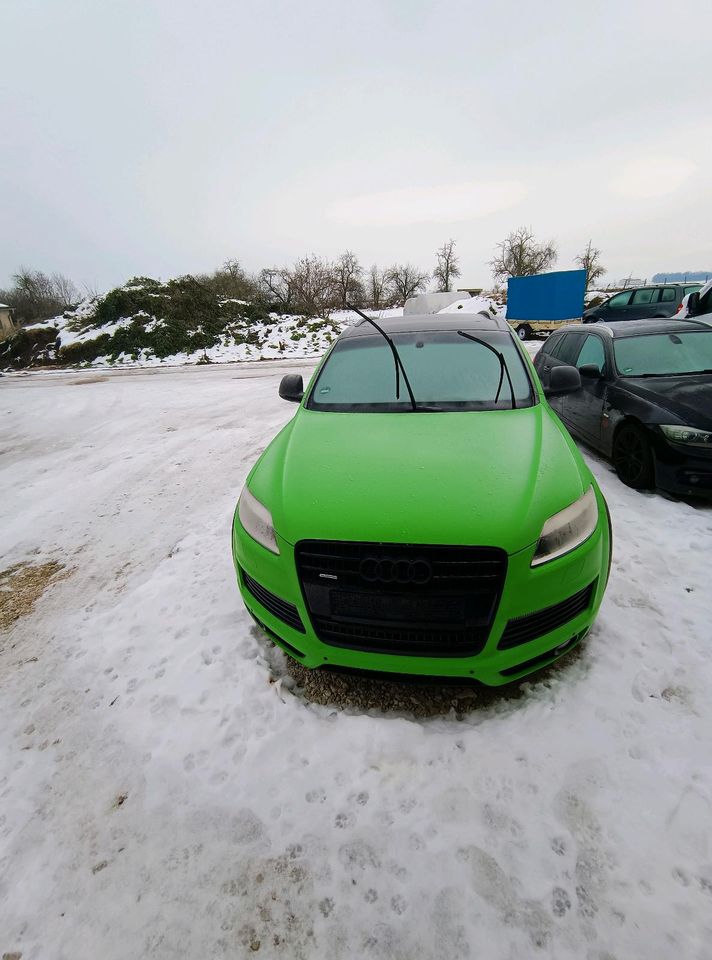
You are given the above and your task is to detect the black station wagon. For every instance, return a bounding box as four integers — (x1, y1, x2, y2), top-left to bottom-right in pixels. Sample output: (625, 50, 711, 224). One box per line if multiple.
(534, 320, 712, 497)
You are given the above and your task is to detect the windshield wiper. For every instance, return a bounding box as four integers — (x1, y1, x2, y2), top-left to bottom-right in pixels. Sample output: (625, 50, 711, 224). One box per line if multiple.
(346, 303, 417, 411)
(456, 330, 517, 409)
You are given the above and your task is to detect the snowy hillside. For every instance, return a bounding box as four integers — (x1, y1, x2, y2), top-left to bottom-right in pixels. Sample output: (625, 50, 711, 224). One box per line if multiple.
(4, 277, 348, 369)
(3, 279, 510, 371)
(54, 308, 342, 368)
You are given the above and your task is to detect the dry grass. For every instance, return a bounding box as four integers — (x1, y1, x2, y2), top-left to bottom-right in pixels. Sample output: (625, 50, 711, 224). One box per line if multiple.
(0, 561, 66, 632)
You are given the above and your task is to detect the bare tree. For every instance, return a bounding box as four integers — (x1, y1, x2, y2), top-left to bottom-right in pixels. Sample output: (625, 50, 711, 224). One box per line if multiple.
(366, 265, 389, 310)
(0, 267, 80, 324)
(490, 227, 557, 283)
(258, 266, 296, 312)
(385, 263, 429, 303)
(290, 255, 338, 318)
(433, 239, 461, 292)
(218, 259, 249, 297)
(200, 259, 258, 300)
(575, 240, 606, 288)
(333, 250, 364, 309)
(51, 272, 80, 307)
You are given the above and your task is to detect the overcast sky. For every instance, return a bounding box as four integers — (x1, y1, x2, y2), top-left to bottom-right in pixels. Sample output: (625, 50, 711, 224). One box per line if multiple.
(2, 0, 711, 292)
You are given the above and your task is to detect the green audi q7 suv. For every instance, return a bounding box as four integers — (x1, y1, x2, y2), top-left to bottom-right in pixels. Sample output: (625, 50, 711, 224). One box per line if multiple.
(232, 312, 611, 686)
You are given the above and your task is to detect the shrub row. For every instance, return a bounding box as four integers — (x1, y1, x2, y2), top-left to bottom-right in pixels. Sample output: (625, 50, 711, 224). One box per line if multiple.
(1, 276, 340, 369)
(0, 326, 57, 367)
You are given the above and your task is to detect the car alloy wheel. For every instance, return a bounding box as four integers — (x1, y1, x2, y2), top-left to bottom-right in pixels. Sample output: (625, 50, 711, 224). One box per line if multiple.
(613, 423, 654, 490)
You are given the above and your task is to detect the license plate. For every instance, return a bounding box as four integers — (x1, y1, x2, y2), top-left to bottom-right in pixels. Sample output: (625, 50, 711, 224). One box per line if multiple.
(330, 590, 464, 624)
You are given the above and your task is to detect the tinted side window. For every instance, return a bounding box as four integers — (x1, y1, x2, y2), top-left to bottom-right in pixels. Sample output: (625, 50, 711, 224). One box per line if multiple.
(540, 333, 563, 356)
(576, 335, 606, 372)
(556, 334, 584, 366)
(631, 288, 656, 305)
(659, 288, 676, 303)
(607, 292, 633, 309)
(684, 285, 702, 296)
(547, 333, 569, 359)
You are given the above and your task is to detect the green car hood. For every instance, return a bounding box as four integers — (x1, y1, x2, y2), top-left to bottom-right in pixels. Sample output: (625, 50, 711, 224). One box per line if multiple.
(249, 405, 591, 555)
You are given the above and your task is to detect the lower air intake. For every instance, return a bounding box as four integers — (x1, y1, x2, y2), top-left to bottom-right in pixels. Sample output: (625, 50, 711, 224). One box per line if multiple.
(498, 581, 596, 650)
(241, 568, 305, 633)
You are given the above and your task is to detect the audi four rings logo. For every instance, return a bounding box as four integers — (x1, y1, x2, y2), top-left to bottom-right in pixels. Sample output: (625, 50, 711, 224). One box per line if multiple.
(359, 556, 432, 585)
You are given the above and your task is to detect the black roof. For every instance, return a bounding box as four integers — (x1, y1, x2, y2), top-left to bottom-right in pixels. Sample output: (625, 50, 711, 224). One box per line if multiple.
(339, 312, 510, 339)
(564, 319, 710, 338)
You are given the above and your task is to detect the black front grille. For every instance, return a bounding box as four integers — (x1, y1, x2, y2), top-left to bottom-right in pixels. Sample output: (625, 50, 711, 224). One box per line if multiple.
(295, 541, 507, 657)
(498, 581, 596, 650)
(241, 568, 305, 633)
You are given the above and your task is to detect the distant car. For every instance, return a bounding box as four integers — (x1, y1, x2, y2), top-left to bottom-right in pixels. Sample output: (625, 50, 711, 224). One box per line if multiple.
(675, 278, 712, 326)
(582, 283, 703, 324)
(533, 320, 712, 497)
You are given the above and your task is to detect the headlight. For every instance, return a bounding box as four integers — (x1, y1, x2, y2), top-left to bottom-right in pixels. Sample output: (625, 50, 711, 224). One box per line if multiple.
(531, 486, 598, 567)
(660, 425, 712, 447)
(237, 485, 280, 554)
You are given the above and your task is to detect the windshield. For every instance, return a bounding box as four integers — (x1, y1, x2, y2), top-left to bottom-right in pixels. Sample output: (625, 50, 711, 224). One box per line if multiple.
(307, 330, 534, 412)
(614, 330, 712, 377)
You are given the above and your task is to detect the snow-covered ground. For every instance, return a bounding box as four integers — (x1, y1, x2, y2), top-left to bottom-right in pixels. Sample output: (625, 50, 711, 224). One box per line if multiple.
(1, 361, 711, 959)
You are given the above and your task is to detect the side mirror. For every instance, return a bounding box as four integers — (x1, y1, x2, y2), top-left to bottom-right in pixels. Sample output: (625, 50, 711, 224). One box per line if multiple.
(545, 364, 581, 396)
(579, 363, 602, 379)
(686, 291, 700, 317)
(278, 373, 304, 403)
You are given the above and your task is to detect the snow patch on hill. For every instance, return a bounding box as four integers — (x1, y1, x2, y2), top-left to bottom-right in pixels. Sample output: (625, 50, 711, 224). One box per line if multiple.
(438, 295, 503, 316)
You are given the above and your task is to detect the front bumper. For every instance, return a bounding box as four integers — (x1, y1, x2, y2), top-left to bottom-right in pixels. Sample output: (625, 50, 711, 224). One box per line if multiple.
(232, 489, 611, 687)
(653, 435, 712, 498)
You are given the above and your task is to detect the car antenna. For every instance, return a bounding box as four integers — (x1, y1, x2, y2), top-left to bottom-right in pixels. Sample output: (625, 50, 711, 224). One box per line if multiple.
(346, 303, 417, 411)
(456, 330, 517, 410)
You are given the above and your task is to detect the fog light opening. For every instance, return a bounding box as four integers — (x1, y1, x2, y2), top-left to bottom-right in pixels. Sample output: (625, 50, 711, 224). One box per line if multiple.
(554, 637, 576, 654)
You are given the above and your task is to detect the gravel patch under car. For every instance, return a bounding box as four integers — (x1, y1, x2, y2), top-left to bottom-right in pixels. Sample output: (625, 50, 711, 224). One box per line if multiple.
(280, 644, 585, 718)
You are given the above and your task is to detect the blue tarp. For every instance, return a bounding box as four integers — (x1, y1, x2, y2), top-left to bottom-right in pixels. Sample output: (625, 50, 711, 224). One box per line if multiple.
(506, 269, 587, 322)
